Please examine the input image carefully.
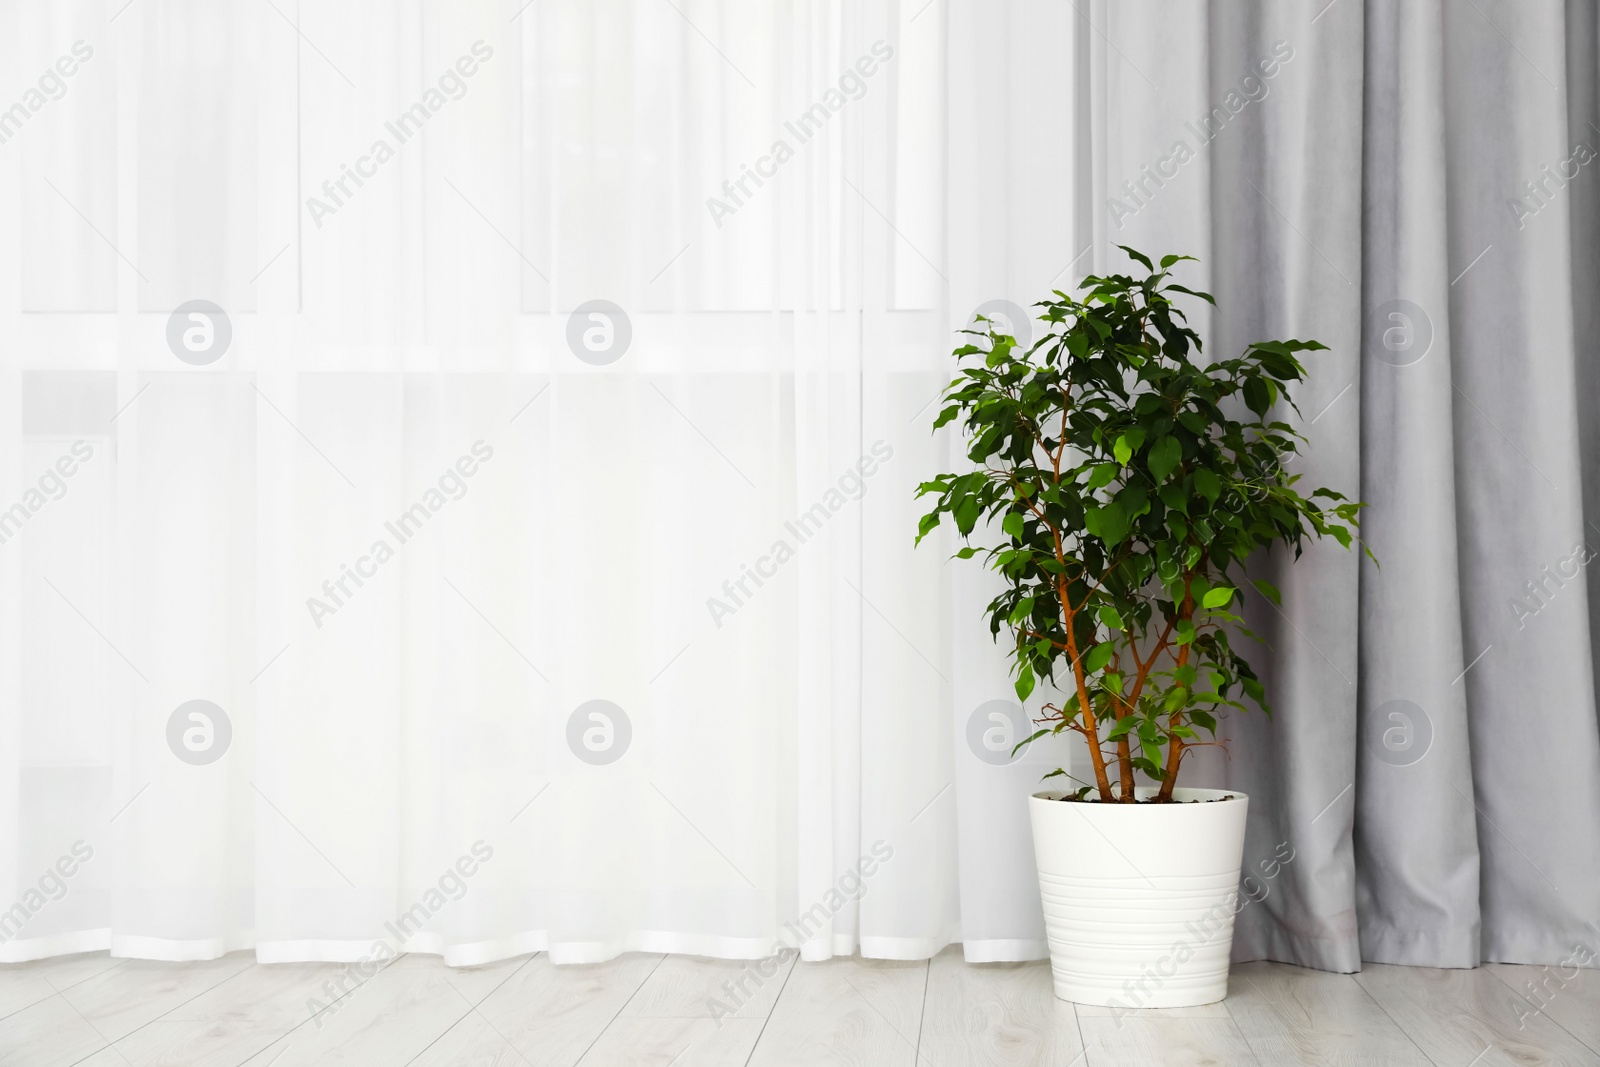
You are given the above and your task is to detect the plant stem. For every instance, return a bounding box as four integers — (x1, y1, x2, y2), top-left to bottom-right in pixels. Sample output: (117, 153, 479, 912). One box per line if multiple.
(1061, 589, 1114, 801)
(1115, 735, 1135, 799)
(1014, 369, 1113, 802)
(1155, 581, 1195, 802)
(1109, 649, 1136, 800)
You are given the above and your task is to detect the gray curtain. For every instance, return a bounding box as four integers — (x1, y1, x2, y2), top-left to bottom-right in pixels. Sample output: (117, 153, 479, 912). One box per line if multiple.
(948, 0, 1600, 971)
(1192, 0, 1600, 971)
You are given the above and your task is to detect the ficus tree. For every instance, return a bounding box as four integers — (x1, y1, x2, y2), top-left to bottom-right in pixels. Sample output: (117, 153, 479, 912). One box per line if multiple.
(916, 248, 1367, 803)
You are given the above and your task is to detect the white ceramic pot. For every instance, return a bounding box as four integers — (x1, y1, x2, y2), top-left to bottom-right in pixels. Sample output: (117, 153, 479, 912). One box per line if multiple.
(1028, 786, 1249, 1007)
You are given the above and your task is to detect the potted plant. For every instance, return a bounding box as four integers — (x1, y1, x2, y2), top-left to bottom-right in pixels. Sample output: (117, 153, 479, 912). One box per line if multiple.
(916, 248, 1365, 1006)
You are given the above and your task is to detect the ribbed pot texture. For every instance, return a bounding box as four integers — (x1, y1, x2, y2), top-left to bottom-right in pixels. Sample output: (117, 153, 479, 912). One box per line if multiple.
(1028, 787, 1249, 1007)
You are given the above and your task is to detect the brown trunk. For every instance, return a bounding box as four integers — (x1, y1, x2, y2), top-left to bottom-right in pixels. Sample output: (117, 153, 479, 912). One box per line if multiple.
(1112, 647, 1136, 800)
(1061, 586, 1114, 801)
(1076, 683, 1114, 801)
(1155, 732, 1183, 801)
(1116, 736, 1136, 800)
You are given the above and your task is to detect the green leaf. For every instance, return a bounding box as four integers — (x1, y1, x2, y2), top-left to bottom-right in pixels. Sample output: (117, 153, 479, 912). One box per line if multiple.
(1159, 483, 1189, 515)
(1194, 469, 1220, 503)
(1014, 729, 1050, 757)
(1114, 435, 1133, 466)
(1202, 586, 1235, 609)
(1097, 605, 1126, 631)
(1147, 435, 1182, 483)
(1243, 376, 1271, 416)
(1251, 579, 1281, 606)
(1084, 641, 1116, 674)
(1015, 663, 1036, 702)
(1009, 596, 1037, 624)
(953, 497, 981, 535)
(1107, 717, 1137, 741)
(1166, 283, 1216, 305)
(1085, 501, 1130, 545)
(1118, 245, 1155, 271)
(1002, 512, 1026, 539)
(985, 339, 1014, 367)
(1087, 462, 1119, 491)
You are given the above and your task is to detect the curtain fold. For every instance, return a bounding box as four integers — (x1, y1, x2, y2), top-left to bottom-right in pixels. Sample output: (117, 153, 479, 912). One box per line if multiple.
(2, 0, 1598, 975)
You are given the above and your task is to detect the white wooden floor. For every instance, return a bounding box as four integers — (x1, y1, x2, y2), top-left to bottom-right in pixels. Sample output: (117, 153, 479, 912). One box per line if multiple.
(2, 947, 1598, 1066)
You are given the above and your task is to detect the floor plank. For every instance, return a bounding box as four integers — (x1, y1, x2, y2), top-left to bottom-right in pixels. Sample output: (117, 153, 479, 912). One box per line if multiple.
(1486, 963, 1600, 1056)
(1224, 961, 1432, 1066)
(620, 953, 795, 1020)
(917, 947, 1085, 1066)
(0, 952, 124, 1022)
(1075, 1001, 1231, 1019)
(109, 962, 348, 1067)
(745, 957, 927, 1067)
(54, 954, 256, 1044)
(57, 1050, 124, 1067)
(400, 1010, 526, 1067)
(0, 992, 113, 1067)
(411, 953, 664, 1067)
(577, 1017, 765, 1066)
(235, 953, 527, 1067)
(1076, 1016, 1261, 1067)
(1354, 963, 1600, 1066)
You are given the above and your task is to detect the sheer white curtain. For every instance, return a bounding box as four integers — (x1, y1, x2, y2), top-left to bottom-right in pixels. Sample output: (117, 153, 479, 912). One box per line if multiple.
(0, 0, 1001, 966)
